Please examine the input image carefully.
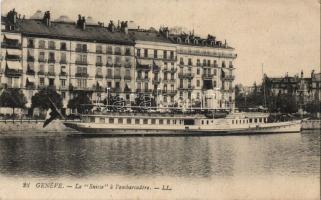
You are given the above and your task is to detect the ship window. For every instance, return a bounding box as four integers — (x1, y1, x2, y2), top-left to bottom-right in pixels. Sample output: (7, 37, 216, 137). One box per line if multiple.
(151, 119, 156, 124)
(118, 118, 123, 124)
(109, 118, 114, 124)
(143, 119, 148, 124)
(99, 118, 105, 123)
(127, 118, 131, 124)
(135, 119, 140, 124)
(167, 119, 171, 124)
(159, 119, 164, 124)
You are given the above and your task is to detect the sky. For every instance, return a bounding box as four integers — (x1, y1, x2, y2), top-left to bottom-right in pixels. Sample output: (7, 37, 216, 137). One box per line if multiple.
(1, 0, 320, 86)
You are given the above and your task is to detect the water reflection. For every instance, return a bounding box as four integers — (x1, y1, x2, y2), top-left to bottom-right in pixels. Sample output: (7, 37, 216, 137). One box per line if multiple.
(0, 131, 319, 179)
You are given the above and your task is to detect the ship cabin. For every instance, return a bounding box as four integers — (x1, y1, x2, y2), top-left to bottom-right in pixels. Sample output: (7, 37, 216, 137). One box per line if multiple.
(80, 112, 269, 128)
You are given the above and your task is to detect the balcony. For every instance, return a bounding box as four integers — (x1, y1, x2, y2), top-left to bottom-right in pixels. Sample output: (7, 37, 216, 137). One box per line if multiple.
(106, 74, 113, 79)
(27, 56, 35, 62)
(136, 64, 150, 71)
(25, 83, 36, 90)
(75, 60, 88, 65)
(124, 51, 132, 56)
(114, 63, 122, 68)
(96, 49, 103, 54)
(75, 48, 87, 53)
(26, 69, 35, 75)
(114, 75, 122, 79)
(202, 74, 213, 79)
(162, 90, 177, 96)
(124, 75, 132, 80)
(59, 85, 68, 90)
(95, 74, 103, 79)
(152, 78, 161, 84)
(59, 71, 68, 77)
(106, 63, 113, 67)
(96, 62, 103, 66)
(136, 77, 149, 82)
(178, 72, 194, 79)
(5, 68, 23, 77)
(48, 59, 56, 63)
(1, 42, 21, 49)
(222, 75, 235, 81)
(114, 51, 122, 55)
(37, 71, 45, 76)
(38, 58, 47, 63)
(178, 85, 194, 90)
(48, 45, 56, 50)
(27, 43, 34, 48)
(75, 72, 89, 77)
(60, 60, 67, 64)
(6, 54, 21, 61)
(124, 63, 132, 68)
(47, 72, 56, 77)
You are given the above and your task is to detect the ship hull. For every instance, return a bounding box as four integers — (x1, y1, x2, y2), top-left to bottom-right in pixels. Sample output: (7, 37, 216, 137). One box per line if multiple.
(64, 120, 302, 136)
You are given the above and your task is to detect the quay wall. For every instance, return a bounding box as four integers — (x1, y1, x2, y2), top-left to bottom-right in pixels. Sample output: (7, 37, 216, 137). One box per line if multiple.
(302, 120, 321, 130)
(0, 120, 74, 134)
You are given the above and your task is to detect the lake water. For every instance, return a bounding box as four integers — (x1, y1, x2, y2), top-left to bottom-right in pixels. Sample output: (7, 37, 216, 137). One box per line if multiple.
(0, 130, 319, 200)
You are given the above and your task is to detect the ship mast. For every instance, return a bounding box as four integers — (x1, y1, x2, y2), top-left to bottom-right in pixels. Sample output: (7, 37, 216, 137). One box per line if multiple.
(262, 64, 267, 109)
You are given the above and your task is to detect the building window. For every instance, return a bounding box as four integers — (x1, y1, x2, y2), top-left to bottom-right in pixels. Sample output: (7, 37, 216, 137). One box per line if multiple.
(60, 52, 67, 63)
(170, 51, 174, 59)
(61, 92, 66, 99)
(197, 80, 200, 87)
(96, 55, 102, 65)
(49, 78, 54, 86)
(48, 41, 55, 49)
(163, 50, 167, 59)
(125, 48, 131, 56)
(137, 49, 141, 57)
(60, 42, 66, 50)
(154, 49, 157, 58)
(144, 49, 148, 57)
(197, 68, 200, 75)
(214, 69, 217, 76)
(135, 119, 140, 124)
(39, 40, 45, 49)
(49, 52, 55, 62)
(96, 45, 102, 53)
(107, 46, 113, 54)
(213, 81, 217, 88)
(39, 77, 45, 86)
(159, 119, 163, 125)
(180, 57, 184, 65)
(27, 39, 34, 48)
(188, 58, 192, 65)
(143, 119, 148, 124)
(60, 79, 66, 87)
(127, 118, 131, 124)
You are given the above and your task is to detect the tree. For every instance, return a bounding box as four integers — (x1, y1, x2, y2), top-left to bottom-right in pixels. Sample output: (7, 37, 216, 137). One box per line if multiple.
(31, 88, 63, 110)
(0, 88, 27, 117)
(67, 91, 93, 114)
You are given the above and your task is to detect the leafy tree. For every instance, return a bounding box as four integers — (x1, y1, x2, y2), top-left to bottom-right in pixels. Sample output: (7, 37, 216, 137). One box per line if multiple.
(0, 88, 27, 116)
(67, 91, 93, 114)
(31, 88, 63, 110)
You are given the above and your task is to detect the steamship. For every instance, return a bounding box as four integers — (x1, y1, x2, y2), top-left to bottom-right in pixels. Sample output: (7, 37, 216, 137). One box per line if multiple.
(63, 109, 302, 136)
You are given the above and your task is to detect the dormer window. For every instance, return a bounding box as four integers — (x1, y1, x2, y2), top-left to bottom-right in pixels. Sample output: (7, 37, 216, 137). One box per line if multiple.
(211, 41, 215, 46)
(194, 39, 198, 45)
(185, 39, 189, 44)
(177, 37, 181, 43)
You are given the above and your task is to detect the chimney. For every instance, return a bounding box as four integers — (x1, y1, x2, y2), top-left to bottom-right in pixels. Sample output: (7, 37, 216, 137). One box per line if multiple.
(82, 17, 86, 30)
(43, 11, 51, 26)
(7, 9, 18, 24)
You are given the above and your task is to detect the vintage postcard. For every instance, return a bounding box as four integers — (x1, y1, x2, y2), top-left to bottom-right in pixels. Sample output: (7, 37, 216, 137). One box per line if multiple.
(0, 0, 320, 199)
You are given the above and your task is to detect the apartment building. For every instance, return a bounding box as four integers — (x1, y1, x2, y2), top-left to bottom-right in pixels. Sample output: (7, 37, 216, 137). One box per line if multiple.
(170, 32, 237, 110)
(0, 9, 237, 113)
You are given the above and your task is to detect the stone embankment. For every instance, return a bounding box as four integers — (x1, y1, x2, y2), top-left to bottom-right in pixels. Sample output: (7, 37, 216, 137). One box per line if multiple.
(302, 119, 321, 130)
(0, 119, 75, 134)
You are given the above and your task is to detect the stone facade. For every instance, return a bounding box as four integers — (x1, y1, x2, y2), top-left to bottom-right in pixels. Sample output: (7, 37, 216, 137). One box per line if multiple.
(0, 9, 237, 113)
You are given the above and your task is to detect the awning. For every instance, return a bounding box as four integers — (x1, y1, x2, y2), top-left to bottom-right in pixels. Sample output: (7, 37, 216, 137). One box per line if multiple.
(3, 34, 19, 41)
(6, 61, 22, 70)
(26, 76, 36, 82)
